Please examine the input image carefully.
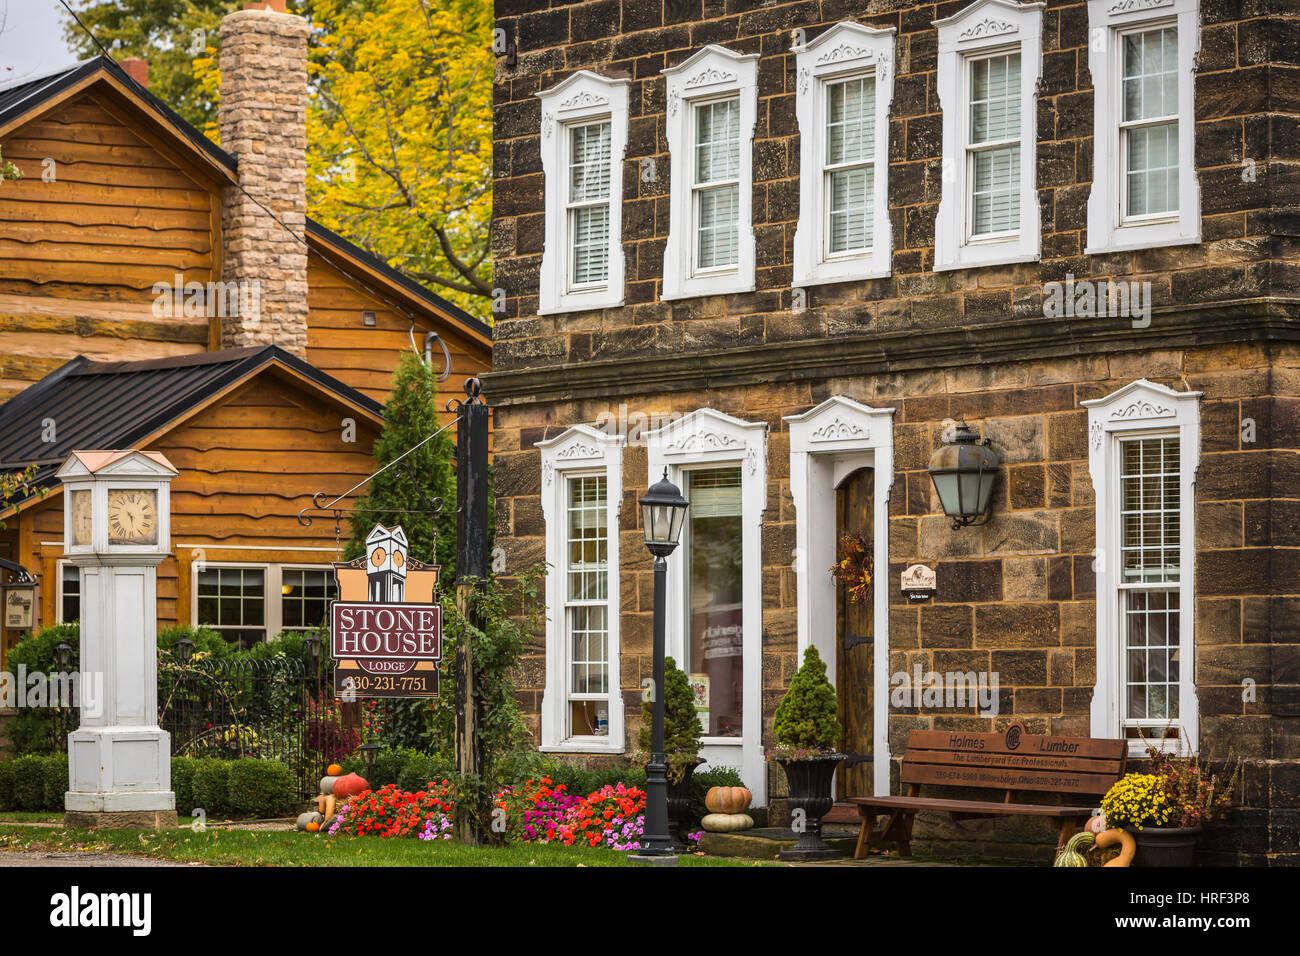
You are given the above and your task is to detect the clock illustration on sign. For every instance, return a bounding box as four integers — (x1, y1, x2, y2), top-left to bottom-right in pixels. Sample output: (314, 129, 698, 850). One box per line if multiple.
(371, 547, 386, 567)
(106, 488, 158, 545)
(70, 489, 93, 545)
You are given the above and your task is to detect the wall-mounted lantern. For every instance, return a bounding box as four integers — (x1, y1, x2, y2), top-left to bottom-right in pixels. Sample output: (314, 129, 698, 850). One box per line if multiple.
(928, 420, 999, 529)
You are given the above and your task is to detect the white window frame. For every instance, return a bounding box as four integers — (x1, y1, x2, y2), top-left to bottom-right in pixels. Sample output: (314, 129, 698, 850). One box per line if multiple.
(792, 22, 896, 287)
(644, 408, 767, 803)
(537, 70, 629, 315)
(933, 0, 1043, 271)
(1083, 379, 1200, 758)
(661, 45, 758, 301)
(537, 424, 625, 753)
(190, 561, 337, 641)
(1085, 0, 1200, 255)
(56, 559, 80, 623)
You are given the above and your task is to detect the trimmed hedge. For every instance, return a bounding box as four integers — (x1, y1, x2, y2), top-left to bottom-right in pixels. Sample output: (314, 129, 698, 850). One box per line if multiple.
(0, 755, 294, 818)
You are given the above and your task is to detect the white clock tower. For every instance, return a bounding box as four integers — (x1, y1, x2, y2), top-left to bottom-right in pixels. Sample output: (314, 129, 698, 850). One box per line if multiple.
(57, 449, 178, 829)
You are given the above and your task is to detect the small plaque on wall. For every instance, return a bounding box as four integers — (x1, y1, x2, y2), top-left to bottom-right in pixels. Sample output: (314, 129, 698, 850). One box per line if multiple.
(4, 589, 34, 629)
(901, 564, 936, 603)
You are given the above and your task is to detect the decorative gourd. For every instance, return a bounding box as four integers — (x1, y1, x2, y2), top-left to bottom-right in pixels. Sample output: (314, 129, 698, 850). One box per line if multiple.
(701, 812, 754, 833)
(1054, 830, 1095, 866)
(326, 764, 343, 776)
(1096, 828, 1136, 867)
(295, 810, 323, 831)
(705, 786, 752, 814)
(305, 821, 320, 833)
(320, 775, 338, 796)
(316, 793, 336, 821)
(332, 772, 370, 799)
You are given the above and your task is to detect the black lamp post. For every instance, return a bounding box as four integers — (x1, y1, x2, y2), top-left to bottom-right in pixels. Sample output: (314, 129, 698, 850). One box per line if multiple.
(928, 420, 1000, 529)
(359, 740, 379, 777)
(176, 638, 195, 662)
(632, 469, 688, 861)
(54, 641, 73, 671)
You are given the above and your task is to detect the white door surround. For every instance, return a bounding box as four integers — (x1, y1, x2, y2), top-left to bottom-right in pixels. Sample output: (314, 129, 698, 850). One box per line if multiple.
(785, 396, 896, 797)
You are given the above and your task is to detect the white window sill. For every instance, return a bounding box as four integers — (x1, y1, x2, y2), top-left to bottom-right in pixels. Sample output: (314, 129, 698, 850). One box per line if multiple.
(794, 264, 892, 288)
(661, 274, 754, 301)
(538, 290, 624, 316)
(933, 246, 1040, 273)
(1085, 227, 1200, 257)
(701, 737, 744, 748)
(540, 741, 626, 755)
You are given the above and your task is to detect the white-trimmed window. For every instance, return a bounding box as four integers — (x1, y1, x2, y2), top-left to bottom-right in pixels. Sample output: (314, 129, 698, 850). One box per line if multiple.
(645, 408, 768, 803)
(192, 562, 337, 648)
(57, 561, 80, 623)
(538, 70, 629, 314)
(792, 22, 896, 286)
(934, 0, 1043, 271)
(1086, 0, 1200, 254)
(537, 425, 625, 752)
(662, 45, 758, 300)
(1084, 379, 1200, 757)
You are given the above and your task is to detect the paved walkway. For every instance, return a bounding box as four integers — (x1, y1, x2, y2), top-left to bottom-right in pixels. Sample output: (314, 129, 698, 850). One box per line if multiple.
(0, 850, 195, 867)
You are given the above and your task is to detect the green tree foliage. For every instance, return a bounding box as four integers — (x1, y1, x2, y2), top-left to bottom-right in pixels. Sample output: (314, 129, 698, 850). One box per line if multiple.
(61, 0, 237, 130)
(344, 348, 455, 576)
(773, 646, 842, 752)
(638, 656, 704, 772)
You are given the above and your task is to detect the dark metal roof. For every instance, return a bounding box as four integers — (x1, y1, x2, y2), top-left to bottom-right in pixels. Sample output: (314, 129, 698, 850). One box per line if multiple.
(0, 346, 384, 506)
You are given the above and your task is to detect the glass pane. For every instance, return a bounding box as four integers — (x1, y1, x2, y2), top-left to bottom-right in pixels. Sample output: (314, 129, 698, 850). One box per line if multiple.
(828, 166, 873, 253)
(571, 205, 610, 285)
(1120, 437, 1181, 583)
(695, 99, 739, 184)
(1125, 122, 1178, 216)
(567, 476, 607, 601)
(826, 76, 875, 165)
(971, 145, 1020, 235)
(696, 184, 739, 268)
(1123, 28, 1178, 122)
(569, 122, 611, 201)
(197, 566, 267, 644)
(1125, 589, 1179, 721)
(969, 53, 1020, 145)
(685, 467, 744, 738)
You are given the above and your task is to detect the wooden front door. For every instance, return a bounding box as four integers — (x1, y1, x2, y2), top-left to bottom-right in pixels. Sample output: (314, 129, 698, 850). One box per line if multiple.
(835, 467, 873, 799)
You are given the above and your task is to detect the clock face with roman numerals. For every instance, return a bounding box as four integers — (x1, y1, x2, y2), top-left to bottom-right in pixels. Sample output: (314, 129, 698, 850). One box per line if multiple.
(106, 488, 158, 546)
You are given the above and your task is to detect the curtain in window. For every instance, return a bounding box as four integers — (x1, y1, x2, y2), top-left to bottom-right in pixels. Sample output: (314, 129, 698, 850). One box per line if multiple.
(969, 53, 1021, 236)
(568, 122, 612, 286)
(1123, 28, 1179, 217)
(694, 100, 741, 269)
(826, 76, 876, 253)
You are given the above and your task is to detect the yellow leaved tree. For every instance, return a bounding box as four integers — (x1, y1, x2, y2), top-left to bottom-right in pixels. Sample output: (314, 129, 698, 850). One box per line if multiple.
(306, 0, 494, 316)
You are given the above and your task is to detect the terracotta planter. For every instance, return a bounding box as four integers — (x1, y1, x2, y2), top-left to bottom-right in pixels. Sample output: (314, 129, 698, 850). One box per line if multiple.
(776, 753, 845, 861)
(1127, 825, 1201, 867)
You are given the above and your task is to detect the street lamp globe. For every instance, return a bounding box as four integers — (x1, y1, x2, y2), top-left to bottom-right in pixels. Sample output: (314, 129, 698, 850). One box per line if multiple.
(639, 469, 688, 557)
(928, 420, 1000, 529)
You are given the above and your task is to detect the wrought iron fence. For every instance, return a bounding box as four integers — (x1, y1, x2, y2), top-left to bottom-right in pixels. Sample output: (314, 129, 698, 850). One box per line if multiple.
(43, 656, 335, 801)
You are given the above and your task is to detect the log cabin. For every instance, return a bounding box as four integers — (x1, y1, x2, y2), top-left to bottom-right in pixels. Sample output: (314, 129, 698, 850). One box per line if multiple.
(0, 3, 491, 671)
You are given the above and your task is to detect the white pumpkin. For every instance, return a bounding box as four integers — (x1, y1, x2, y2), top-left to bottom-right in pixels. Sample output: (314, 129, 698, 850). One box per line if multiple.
(701, 812, 754, 833)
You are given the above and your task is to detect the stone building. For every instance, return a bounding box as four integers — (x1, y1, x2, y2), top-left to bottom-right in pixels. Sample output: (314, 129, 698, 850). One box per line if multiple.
(484, 0, 1299, 864)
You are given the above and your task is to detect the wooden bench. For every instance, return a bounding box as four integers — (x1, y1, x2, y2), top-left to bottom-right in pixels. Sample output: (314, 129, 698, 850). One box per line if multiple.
(849, 724, 1126, 860)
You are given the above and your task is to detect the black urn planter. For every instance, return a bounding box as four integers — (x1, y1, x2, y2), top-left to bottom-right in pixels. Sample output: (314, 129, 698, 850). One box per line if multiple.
(666, 758, 705, 851)
(776, 753, 845, 861)
(1127, 826, 1201, 867)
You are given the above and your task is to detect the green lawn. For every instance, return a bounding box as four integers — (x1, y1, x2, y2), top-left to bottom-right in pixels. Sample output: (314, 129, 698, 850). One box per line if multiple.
(0, 824, 765, 867)
(0, 812, 62, 823)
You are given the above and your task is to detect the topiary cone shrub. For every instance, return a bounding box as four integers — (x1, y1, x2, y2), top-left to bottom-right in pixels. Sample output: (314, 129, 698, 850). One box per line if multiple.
(637, 656, 704, 781)
(771, 646, 842, 758)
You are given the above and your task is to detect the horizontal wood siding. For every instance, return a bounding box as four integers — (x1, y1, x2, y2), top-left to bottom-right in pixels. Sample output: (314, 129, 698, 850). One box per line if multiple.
(0, 92, 212, 400)
(305, 253, 489, 415)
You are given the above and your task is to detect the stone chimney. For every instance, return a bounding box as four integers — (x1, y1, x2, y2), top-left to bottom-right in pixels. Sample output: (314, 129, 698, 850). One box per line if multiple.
(217, 0, 309, 356)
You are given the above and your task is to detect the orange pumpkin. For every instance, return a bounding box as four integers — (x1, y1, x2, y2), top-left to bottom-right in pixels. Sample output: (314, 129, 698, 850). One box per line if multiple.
(705, 786, 752, 814)
(332, 772, 370, 799)
(305, 821, 320, 833)
(326, 763, 343, 776)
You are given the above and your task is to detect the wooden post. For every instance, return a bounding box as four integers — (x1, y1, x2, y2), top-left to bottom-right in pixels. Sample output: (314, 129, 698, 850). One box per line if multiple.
(454, 381, 489, 843)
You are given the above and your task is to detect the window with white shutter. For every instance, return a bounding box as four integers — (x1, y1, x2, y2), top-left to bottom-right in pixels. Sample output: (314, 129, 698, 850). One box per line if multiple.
(538, 71, 629, 314)
(1086, 0, 1199, 254)
(793, 22, 895, 287)
(662, 45, 758, 300)
(933, 0, 1042, 272)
